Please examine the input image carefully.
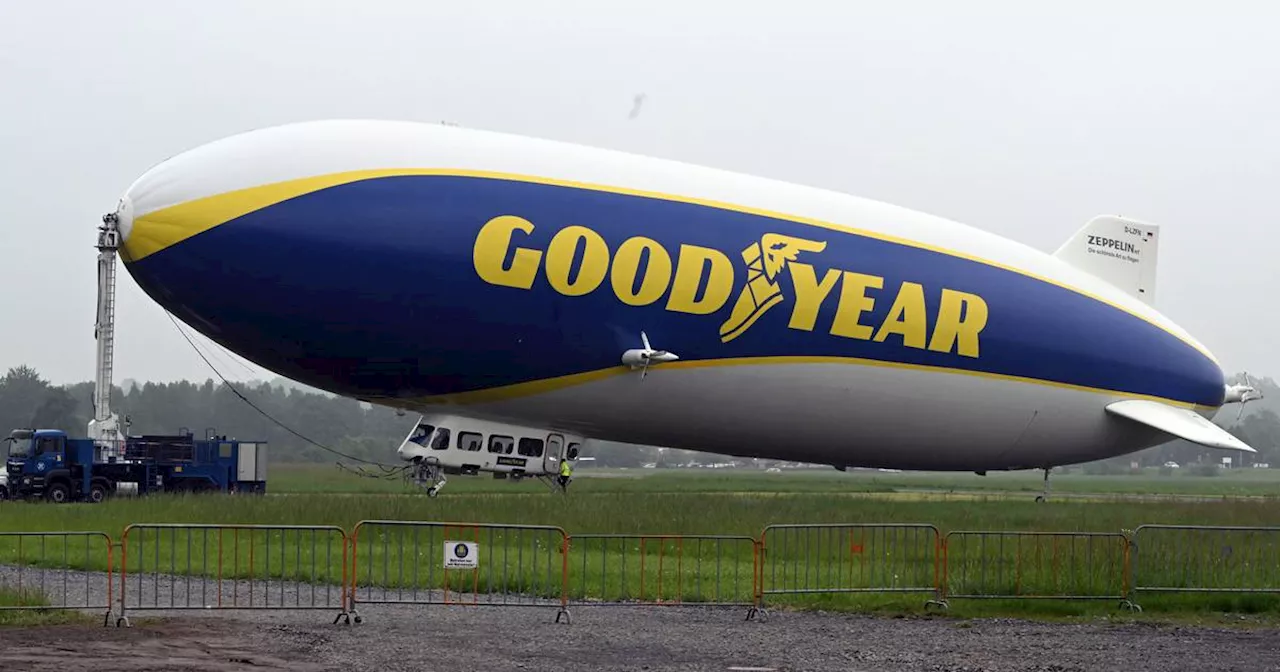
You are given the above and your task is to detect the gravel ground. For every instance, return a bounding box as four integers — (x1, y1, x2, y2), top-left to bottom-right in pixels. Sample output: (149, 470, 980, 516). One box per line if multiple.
(3, 606, 1280, 672)
(5, 565, 1280, 671)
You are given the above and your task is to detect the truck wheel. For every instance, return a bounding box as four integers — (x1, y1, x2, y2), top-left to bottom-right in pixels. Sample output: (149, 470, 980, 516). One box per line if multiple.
(0, 487, 8, 501)
(87, 482, 108, 504)
(46, 482, 71, 504)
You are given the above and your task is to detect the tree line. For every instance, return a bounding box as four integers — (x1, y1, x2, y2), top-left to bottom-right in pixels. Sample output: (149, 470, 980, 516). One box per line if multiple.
(0, 366, 404, 463)
(0, 365, 1276, 470)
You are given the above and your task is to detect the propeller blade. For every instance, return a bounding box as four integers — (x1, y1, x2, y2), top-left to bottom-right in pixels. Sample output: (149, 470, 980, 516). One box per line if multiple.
(641, 331, 651, 351)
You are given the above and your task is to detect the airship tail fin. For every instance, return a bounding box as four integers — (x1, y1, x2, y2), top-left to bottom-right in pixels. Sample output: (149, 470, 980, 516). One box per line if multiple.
(1105, 399, 1255, 453)
(1052, 215, 1159, 306)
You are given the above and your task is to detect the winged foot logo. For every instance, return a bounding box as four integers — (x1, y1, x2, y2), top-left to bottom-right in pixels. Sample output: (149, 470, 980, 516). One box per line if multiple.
(471, 214, 988, 357)
(718, 234, 828, 343)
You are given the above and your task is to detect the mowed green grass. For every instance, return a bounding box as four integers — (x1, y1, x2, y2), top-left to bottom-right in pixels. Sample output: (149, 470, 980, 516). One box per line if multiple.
(7, 465, 1280, 535)
(3, 465, 1280, 623)
(267, 463, 1280, 498)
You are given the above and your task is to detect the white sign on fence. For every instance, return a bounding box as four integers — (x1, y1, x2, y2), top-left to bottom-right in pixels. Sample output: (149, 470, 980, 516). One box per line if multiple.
(444, 541, 478, 569)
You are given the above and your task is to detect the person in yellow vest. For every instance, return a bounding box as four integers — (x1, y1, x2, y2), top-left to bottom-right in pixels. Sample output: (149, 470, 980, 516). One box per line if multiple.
(557, 458, 573, 490)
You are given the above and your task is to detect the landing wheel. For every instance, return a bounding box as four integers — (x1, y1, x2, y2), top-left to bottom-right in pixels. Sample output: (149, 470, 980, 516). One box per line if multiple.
(412, 461, 447, 497)
(1036, 467, 1052, 503)
(1035, 495, 1046, 503)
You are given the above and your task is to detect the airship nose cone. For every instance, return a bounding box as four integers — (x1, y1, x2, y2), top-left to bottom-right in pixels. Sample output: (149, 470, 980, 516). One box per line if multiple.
(109, 196, 135, 251)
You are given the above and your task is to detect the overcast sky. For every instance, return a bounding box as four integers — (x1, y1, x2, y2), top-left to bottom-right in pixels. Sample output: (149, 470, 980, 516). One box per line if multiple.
(1, 1, 1276, 387)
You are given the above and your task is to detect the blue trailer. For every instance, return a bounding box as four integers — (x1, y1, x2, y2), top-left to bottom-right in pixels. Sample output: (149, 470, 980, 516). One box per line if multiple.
(3, 428, 267, 503)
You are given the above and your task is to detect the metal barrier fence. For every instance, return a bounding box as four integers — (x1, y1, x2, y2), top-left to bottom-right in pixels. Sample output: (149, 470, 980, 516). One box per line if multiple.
(757, 524, 946, 612)
(565, 535, 758, 612)
(1131, 525, 1280, 603)
(941, 531, 1133, 608)
(14, 520, 1280, 627)
(347, 520, 570, 623)
(117, 524, 350, 626)
(0, 532, 115, 625)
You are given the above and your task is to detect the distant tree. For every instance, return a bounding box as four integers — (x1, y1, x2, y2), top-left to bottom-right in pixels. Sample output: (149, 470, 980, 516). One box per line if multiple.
(30, 387, 82, 434)
(1233, 409, 1280, 466)
(0, 365, 51, 433)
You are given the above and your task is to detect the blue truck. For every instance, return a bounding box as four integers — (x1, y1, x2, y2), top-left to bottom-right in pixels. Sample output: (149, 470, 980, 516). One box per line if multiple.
(0, 213, 269, 504)
(2, 428, 267, 503)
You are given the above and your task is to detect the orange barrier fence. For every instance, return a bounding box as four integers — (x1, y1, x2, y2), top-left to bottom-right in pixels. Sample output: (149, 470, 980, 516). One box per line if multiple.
(565, 534, 758, 613)
(116, 524, 351, 626)
(1131, 525, 1280, 600)
(941, 531, 1133, 608)
(757, 523, 947, 613)
(15, 521, 1280, 625)
(346, 520, 570, 623)
(0, 531, 115, 626)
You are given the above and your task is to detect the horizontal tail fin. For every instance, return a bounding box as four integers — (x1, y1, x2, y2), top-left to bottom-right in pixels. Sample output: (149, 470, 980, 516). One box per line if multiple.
(1105, 399, 1255, 452)
(1053, 215, 1159, 305)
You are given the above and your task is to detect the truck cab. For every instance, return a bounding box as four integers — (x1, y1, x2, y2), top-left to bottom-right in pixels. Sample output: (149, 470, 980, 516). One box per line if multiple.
(4, 429, 34, 500)
(0, 436, 11, 500)
(4, 429, 104, 503)
(0, 429, 22, 499)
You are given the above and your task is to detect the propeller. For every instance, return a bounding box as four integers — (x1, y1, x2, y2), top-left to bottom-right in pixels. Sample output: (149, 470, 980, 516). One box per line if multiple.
(621, 331, 680, 379)
(1225, 372, 1265, 422)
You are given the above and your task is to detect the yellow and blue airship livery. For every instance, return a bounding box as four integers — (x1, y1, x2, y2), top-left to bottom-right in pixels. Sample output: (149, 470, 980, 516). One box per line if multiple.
(111, 120, 1256, 473)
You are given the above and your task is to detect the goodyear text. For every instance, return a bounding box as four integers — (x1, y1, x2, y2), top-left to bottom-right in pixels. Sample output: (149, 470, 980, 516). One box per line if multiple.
(472, 215, 988, 357)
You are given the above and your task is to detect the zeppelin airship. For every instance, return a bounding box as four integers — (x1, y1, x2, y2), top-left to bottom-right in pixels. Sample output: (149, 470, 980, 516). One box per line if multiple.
(108, 119, 1261, 496)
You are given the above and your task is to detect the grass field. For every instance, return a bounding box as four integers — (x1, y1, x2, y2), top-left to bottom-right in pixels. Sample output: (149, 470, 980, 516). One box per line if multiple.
(269, 463, 1280, 498)
(0, 587, 93, 626)
(3, 465, 1280, 624)
(7, 465, 1280, 535)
